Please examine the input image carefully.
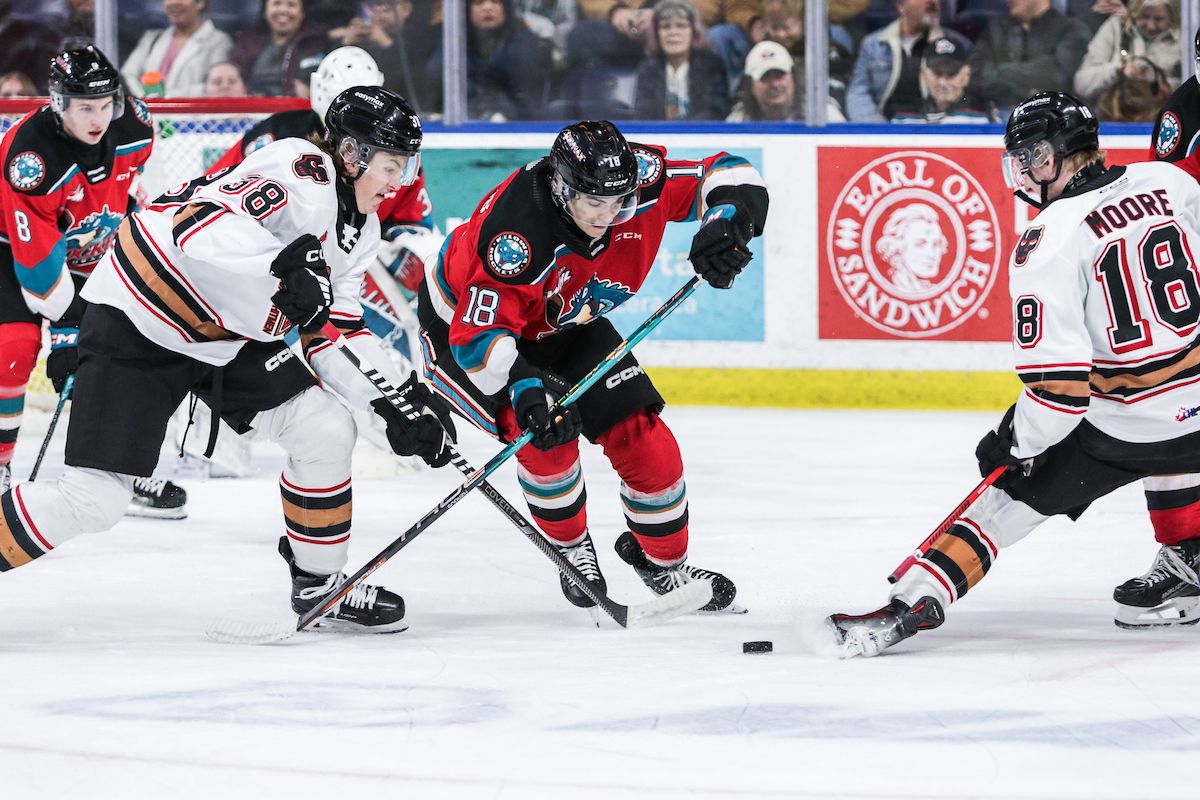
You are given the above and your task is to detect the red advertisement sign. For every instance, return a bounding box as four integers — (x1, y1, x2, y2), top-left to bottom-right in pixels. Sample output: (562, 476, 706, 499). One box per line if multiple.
(818, 145, 1148, 342)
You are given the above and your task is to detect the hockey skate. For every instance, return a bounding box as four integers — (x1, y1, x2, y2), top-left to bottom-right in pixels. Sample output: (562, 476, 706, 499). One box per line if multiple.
(1113, 540, 1200, 628)
(126, 477, 188, 520)
(614, 530, 739, 613)
(278, 537, 408, 633)
(553, 531, 608, 609)
(826, 596, 945, 658)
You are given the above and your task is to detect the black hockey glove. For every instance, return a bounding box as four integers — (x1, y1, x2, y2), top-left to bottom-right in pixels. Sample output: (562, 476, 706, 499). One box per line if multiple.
(509, 365, 581, 452)
(47, 307, 82, 394)
(270, 234, 332, 334)
(688, 201, 754, 289)
(975, 404, 1041, 484)
(370, 374, 457, 468)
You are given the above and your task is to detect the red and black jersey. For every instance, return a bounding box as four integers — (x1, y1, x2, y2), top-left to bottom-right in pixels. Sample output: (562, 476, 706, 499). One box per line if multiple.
(207, 108, 434, 230)
(0, 97, 153, 321)
(1150, 75, 1200, 183)
(425, 143, 767, 398)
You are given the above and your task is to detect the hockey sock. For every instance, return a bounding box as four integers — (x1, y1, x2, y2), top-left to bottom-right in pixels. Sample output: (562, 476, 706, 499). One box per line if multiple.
(1144, 474, 1200, 546)
(279, 473, 353, 575)
(508, 421, 587, 545)
(598, 410, 688, 565)
(0, 322, 43, 467)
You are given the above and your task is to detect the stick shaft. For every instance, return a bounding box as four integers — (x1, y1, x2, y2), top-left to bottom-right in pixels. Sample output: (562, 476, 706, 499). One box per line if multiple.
(29, 374, 73, 481)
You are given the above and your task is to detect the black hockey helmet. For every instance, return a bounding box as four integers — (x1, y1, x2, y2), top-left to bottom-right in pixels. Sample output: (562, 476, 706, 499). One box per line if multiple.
(548, 121, 639, 229)
(48, 45, 124, 120)
(324, 85, 422, 184)
(1002, 91, 1099, 208)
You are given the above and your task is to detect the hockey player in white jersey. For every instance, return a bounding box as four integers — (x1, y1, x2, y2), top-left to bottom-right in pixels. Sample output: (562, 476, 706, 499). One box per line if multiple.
(0, 86, 456, 633)
(828, 91, 1200, 656)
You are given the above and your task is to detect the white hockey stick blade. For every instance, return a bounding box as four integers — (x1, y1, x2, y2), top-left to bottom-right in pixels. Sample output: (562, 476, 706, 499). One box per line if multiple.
(206, 617, 297, 645)
(623, 578, 714, 627)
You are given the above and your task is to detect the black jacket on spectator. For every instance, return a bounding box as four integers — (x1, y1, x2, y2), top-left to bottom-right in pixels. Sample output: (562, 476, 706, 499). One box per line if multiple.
(633, 48, 730, 120)
(425, 1, 553, 120)
(968, 7, 1092, 111)
(230, 24, 329, 97)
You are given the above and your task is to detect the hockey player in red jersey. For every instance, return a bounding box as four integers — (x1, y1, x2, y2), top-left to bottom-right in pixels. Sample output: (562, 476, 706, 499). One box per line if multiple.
(1148, 28, 1200, 182)
(829, 92, 1200, 656)
(0, 86, 456, 633)
(418, 120, 769, 613)
(0, 44, 187, 517)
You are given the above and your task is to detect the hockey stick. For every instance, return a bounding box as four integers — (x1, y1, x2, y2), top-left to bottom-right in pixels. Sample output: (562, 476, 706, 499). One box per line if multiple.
(207, 276, 711, 645)
(886, 465, 1008, 584)
(29, 374, 74, 481)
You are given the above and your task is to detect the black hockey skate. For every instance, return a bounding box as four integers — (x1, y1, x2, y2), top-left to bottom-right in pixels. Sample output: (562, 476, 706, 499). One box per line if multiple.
(1113, 539, 1200, 628)
(278, 537, 408, 633)
(127, 477, 188, 519)
(826, 596, 944, 658)
(553, 532, 607, 608)
(614, 530, 739, 613)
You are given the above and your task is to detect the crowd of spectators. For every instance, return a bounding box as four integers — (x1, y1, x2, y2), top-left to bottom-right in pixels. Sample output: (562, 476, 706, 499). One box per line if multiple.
(0, 0, 1189, 123)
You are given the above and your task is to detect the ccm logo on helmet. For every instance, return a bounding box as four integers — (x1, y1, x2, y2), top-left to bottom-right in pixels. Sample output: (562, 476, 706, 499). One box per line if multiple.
(605, 365, 644, 389)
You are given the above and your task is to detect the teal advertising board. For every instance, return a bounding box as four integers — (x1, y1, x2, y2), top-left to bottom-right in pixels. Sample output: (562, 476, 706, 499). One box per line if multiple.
(421, 147, 766, 342)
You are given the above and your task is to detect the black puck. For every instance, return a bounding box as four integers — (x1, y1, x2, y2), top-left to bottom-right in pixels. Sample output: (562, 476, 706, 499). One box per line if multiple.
(742, 640, 773, 654)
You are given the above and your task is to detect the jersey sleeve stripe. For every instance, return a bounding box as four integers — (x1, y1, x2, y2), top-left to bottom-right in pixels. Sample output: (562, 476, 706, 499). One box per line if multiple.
(115, 138, 152, 157)
(47, 167, 80, 195)
(1017, 370, 1091, 383)
(14, 240, 67, 297)
(1023, 387, 1089, 414)
(451, 328, 511, 373)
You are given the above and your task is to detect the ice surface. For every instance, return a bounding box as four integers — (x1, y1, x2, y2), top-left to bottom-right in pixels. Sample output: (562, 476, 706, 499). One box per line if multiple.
(1, 407, 1197, 799)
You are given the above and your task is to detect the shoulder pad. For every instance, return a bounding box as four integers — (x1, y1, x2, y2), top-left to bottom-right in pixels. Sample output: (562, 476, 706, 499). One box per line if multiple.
(477, 173, 558, 285)
(4, 110, 72, 195)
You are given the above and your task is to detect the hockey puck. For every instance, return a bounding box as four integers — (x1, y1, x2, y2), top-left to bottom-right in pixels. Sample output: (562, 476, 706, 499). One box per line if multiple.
(742, 640, 773, 654)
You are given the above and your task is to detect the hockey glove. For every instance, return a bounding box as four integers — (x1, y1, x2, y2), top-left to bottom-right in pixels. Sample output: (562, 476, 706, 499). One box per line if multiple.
(47, 305, 82, 394)
(689, 201, 754, 289)
(270, 234, 333, 334)
(975, 404, 1041, 483)
(509, 366, 582, 451)
(370, 374, 458, 468)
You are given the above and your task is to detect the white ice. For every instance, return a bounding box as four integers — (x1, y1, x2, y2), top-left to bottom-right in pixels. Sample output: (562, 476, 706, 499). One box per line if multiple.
(1, 406, 1197, 799)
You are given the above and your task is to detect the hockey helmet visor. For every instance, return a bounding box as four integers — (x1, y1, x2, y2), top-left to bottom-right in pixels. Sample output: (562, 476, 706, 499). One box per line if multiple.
(551, 173, 639, 229)
(1001, 139, 1055, 190)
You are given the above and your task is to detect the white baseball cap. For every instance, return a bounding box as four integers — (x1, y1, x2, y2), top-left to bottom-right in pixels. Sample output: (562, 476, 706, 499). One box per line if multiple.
(745, 41, 795, 82)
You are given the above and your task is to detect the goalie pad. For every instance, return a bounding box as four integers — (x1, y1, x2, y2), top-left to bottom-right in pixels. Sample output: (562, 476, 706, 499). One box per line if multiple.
(375, 225, 444, 295)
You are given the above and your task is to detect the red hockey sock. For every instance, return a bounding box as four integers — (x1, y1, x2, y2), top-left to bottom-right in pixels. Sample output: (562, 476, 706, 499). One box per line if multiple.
(0, 323, 42, 466)
(598, 410, 688, 565)
(1145, 475, 1200, 546)
(499, 405, 587, 545)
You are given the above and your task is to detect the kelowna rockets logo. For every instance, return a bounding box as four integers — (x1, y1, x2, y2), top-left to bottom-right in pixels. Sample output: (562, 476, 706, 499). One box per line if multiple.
(65, 205, 124, 268)
(544, 270, 633, 334)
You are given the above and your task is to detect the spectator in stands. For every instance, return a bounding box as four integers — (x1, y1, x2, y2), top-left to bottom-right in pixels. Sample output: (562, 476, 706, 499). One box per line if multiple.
(568, 0, 655, 71)
(727, 39, 846, 121)
(231, 0, 329, 97)
(1066, 0, 1128, 37)
(56, 0, 141, 56)
(845, 0, 968, 122)
(120, 0, 234, 97)
(0, 0, 61, 92)
(425, 0, 554, 120)
(515, 0, 579, 62)
(748, 0, 855, 118)
(1074, 0, 1179, 120)
(203, 61, 249, 97)
(339, 0, 432, 113)
(892, 37, 998, 122)
(0, 71, 38, 98)
(968, 0, 1092, 115)
(634, 0, 730, 119)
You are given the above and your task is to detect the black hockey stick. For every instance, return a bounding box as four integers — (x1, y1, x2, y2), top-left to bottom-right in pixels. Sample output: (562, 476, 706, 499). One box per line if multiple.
(206, 276, 712, 644)
(29, 374, 74, 481)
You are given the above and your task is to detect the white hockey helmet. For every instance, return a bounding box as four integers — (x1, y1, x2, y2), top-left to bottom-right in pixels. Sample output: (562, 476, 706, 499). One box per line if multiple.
(310, 47, 384, 121)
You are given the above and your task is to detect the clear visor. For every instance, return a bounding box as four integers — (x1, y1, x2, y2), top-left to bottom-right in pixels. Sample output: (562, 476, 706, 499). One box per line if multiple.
(553, 174, 639, 229)
(357, 143, 421, 186)
(1001, 139, 1053, 190)
(50, 88, 124, 121)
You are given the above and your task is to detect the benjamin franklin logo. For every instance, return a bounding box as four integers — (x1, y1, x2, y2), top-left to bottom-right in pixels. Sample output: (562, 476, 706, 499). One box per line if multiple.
(826, 151, 1000, 338)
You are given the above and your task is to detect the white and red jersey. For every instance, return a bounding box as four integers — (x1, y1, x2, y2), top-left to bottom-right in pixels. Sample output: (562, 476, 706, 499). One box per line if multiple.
(83, 137, 403, 409)
(1008, 161, 1200, 458)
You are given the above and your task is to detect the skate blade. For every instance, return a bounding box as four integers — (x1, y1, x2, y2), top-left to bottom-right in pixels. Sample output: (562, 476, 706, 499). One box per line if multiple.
(125, 503, 188, 520)
(824, 616, 881, 659)
(309, 617, 410, 634)
(1114, 597, 1200, 629)
(206, 618, 297, 645)
(698, 601, 748, 616)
